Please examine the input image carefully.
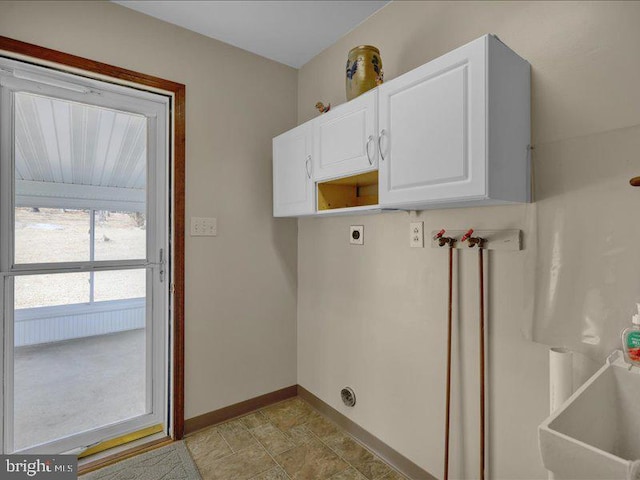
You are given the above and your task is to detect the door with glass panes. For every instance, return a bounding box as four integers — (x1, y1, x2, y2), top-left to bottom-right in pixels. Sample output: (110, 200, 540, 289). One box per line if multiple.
(0, 59, 168, 455)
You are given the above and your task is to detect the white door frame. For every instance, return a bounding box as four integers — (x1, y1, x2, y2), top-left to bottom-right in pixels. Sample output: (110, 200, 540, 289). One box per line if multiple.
(0, 58, 170, 454)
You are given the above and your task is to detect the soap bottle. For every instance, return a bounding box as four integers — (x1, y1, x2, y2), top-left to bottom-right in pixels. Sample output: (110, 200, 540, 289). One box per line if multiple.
(622, 304, 640, 366)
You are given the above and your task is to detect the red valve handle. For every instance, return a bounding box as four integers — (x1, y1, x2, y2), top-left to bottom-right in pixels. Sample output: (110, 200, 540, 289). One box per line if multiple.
(433, 229, 446, 240)
(460, 229, 474, 242)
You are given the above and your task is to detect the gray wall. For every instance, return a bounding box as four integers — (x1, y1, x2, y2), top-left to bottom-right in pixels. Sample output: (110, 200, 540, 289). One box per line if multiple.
(296, 1, 640, 478)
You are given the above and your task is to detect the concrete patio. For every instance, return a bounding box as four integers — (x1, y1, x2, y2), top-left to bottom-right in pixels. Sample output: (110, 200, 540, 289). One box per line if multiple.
(14, 329, 146, 451)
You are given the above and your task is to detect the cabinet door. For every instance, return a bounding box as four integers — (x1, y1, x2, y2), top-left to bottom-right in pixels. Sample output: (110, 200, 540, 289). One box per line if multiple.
(378, 36, 487, 207)
(313, 90, 377, 181)
(273, 122, 314, 217)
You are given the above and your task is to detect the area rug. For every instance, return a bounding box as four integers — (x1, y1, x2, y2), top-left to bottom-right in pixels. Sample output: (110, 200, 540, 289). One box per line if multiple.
(82, 441, 202, 480)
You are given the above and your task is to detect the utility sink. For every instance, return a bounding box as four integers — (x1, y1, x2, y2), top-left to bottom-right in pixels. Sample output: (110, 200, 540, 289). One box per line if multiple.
(539, 351, 640, 480)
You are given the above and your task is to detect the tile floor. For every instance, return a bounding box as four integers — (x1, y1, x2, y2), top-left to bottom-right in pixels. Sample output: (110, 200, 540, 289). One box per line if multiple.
(185, 397, 407, 480)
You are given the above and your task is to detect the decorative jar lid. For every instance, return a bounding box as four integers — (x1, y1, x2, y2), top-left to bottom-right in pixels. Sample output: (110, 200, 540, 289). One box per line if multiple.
(348, 45, 380, 54)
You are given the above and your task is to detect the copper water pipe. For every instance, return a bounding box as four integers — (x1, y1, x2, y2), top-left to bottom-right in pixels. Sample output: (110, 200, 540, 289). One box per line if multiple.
(463, 230, 487, 480)
(435, 230, 456, 480)
(478, 245, 486, 480)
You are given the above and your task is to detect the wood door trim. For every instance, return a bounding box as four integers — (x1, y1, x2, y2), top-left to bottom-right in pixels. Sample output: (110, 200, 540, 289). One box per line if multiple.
(0, 35, 186, 440)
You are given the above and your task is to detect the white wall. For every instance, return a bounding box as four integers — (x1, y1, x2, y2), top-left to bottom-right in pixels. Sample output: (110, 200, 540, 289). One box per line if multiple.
(0, 0, 299, 420)
(296, 1, 640, 478)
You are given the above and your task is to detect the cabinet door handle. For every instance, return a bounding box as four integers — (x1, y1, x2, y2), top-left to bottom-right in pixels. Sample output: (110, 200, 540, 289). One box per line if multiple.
(378, 129, 387, 162)
(305, 155, 312, 179)
(365, 135, 374, 165)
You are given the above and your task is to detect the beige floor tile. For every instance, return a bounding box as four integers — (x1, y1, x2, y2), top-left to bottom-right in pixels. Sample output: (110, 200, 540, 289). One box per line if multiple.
(351, 456, 392, 480)
(218, 419, 259, 452)
(197, 443, 275, 480)
(304, 412, 340, 440)
(330, 467, 368, 479)
(242, 411, 270, 429)
(286, 425, 315, 446)
(323, 432, 391, 480)
(263, 398, 315, 431)
(187, 398, 402, 480)
(275, 438, 350, 480)
(379, 471, 407, 480)
(185, 426, 232, 462)
(250, 466, 290, 480)
(288, 398, 314, 412)
(251, 423, 296, 455)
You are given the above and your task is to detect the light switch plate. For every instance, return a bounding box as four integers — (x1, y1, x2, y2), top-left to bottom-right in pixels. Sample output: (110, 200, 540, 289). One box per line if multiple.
(191, 217, 217, 236)
(350, 225, 364, 245)
(410, 222, 424, 248)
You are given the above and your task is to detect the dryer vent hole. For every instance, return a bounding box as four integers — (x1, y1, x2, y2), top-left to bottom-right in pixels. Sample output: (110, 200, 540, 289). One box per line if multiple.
(341, 387, 356, 407)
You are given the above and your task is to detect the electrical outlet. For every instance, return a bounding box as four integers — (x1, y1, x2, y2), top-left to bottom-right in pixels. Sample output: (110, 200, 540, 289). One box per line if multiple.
(191, 217, 217, 236)
(410, 222, 423, 248)
(350, 225, 364, 245)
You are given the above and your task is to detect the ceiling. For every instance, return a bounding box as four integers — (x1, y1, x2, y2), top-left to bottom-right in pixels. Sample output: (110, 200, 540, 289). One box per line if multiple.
(113, 1, 391, 68)
(15, 92, 147, 190)
(14, 91, 147, 212)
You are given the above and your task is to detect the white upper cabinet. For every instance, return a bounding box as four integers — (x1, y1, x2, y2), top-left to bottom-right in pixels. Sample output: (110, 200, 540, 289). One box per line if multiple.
(272, 121, 314, 217)
(378, 35, 530, 209)
(272, 35, 530, 217)
(312, 89, 377, 181)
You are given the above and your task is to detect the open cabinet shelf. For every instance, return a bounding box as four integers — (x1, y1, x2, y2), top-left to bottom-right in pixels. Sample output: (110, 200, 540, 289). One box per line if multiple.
(317, 170, 379, 211)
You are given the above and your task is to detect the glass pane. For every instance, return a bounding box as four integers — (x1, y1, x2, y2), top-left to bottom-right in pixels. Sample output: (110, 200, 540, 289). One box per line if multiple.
(13, 271, 147, 451)
(15, 208, 90, 264)
(15, 272, 89, 310)
(14, 92, 147, 265)
(94, 211, 146, 261)
(93, 269, 146, 302)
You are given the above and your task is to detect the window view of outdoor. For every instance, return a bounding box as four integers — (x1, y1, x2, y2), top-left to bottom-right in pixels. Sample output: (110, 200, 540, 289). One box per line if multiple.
(13, 265, 147, 451)
(14, 207, 147, 309)
(14, 273, 90, 310)
(94, 269, 146, 302)
(13, 209, 148, 450)
(94, 210, 146, 261)
(15, 208, 90, 264)
(10, 90, 153, 452)
(14, 312, 146, 450)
